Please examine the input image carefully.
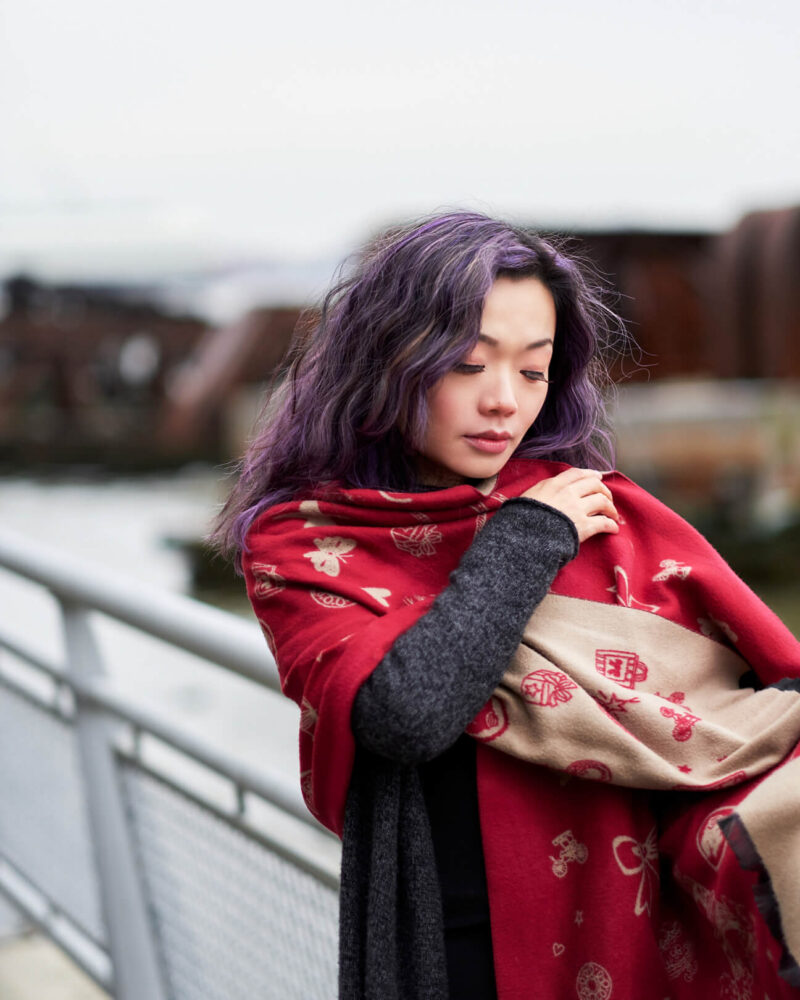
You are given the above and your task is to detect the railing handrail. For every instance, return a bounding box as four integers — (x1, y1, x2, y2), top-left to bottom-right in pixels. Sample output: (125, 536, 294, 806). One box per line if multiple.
(0, 525, 337, 838)
(0, 526, 278, 689)
(0, 525, 341, 998)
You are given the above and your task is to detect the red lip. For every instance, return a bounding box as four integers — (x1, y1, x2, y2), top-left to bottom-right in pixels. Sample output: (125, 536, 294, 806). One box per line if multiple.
(466, 431, 512, 441)
(464, 434, 513, 455)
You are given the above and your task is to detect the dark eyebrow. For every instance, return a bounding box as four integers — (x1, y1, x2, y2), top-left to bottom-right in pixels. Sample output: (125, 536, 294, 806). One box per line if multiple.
(477, 333, 554, 350)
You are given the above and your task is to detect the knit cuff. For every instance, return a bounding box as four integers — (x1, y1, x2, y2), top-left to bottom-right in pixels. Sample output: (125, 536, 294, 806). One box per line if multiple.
(497, 496, 580, 563)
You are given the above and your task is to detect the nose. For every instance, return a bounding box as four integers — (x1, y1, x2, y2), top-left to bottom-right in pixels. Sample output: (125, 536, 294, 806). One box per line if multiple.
(478, 370, 518, 416)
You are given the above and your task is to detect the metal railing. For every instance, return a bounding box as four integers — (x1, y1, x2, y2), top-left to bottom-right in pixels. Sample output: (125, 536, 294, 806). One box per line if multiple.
(0, 527, 341, 999)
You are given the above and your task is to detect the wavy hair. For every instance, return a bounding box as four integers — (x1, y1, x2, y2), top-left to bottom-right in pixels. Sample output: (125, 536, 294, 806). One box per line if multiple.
(211, 211, 627, 565)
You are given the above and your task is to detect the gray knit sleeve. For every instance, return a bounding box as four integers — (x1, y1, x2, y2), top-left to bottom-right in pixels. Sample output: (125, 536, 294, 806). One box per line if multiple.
(351, 498, 579, 764)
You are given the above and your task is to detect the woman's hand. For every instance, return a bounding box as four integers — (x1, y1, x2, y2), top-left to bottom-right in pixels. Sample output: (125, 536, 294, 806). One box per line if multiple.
(520, 468, 619, 543)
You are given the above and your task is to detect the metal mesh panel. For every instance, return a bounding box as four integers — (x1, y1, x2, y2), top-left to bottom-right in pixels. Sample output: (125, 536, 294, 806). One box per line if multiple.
(119, 758, 339, 1000)
(0, 682, 106, 943)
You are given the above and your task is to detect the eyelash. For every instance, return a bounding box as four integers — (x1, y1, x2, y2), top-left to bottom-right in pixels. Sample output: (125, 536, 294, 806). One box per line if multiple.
(454, 363, 551, 384)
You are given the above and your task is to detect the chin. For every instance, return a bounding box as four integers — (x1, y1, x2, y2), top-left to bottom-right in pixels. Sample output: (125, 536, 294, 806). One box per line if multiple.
(454, 455, 511, 481)
(417, 443, 514, 486)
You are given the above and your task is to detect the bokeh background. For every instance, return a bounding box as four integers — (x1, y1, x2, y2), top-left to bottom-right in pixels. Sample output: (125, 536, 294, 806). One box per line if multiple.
(1, 1, 799, 992)
(2, 0, 799, 615)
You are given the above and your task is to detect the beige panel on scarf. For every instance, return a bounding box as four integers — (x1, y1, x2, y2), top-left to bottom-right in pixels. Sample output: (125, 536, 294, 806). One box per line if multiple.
(730, 756, 800, 970)
(476, 593, 800, 791)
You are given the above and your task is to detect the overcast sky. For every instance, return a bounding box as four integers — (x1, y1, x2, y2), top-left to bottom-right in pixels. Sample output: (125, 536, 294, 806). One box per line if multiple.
(1, 0, 798, 279)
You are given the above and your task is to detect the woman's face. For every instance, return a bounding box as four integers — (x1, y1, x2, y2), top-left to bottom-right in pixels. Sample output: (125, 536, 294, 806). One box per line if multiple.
(417, 276, 556, 486)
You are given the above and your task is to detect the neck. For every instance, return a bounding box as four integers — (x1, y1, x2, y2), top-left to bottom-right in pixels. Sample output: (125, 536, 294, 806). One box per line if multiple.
(413, 456, 469, 489)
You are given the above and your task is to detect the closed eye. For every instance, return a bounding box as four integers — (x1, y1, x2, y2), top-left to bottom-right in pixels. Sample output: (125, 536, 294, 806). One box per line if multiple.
(454, 363, 550, 384)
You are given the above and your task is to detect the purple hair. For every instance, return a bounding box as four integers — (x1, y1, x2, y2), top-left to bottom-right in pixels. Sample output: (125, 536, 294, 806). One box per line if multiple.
(211, 211, 627, 565)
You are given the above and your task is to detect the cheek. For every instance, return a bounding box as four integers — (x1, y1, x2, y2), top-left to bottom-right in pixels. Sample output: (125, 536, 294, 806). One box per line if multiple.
(426, 383, 464, 438)
(525, 387, 549, 425)
(524, 392, 547, 429)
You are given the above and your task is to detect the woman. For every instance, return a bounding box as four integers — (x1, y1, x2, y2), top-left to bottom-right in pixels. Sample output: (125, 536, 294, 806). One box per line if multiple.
(213, 212, 800, 999)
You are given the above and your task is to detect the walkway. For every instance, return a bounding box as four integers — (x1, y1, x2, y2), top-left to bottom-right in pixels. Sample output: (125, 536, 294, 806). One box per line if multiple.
(0, 932, 109, 1000)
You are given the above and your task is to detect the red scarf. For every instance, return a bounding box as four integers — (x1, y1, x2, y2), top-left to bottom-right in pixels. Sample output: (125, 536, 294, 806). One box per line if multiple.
(244, 458, 800, 998)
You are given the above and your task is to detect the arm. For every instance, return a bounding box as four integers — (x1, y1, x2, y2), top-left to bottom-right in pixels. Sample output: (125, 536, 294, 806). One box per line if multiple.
(351, 498, 578, 763)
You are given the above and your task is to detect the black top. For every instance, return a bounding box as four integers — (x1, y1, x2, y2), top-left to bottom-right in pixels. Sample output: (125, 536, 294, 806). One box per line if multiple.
(420, 736, 488, 928)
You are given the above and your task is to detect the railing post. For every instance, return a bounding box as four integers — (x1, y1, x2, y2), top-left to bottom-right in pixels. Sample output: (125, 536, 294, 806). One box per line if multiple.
(60, 601, 169, 1000)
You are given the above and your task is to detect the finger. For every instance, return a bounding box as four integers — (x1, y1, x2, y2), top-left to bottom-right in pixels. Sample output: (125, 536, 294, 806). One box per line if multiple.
(573, 478, 614, 504)
(578, 516, 619, 542)
(553, 466, 598, 485)
(593, 516, 620, 535)
(580, 494, 619, 520)
(580, 480, 614, 502)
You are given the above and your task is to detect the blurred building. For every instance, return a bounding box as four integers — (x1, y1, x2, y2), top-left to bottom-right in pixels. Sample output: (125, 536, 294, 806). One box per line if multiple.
(0, 276, 207, 466)
(578, 204, 800, 379)
(0, 205, 798, 477)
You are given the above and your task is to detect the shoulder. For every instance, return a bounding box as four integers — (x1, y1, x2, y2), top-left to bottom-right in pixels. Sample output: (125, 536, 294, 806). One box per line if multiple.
(601, 470, 716, 553)
(495, 457, 572, 496)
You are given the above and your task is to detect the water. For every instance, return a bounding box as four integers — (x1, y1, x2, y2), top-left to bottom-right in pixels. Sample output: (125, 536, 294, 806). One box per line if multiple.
(0, 468, 301, 780)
